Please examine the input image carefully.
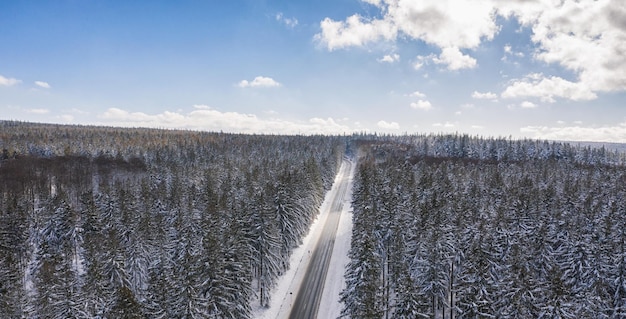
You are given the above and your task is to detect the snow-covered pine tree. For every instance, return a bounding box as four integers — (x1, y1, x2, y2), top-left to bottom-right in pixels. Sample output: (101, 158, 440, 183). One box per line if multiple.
(33, 192, 83, 318)
(0, 193, 29, 317)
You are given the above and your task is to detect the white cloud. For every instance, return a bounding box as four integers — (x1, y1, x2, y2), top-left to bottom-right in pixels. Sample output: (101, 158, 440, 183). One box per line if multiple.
(502, 73, 597, 102)
(471, 91, 497, 100)
(504, 44, 512, 54)
(412, 48, 477, 71)
(316, 14, 397, 51)
(433, 47, 477, 70)
(193, 104, 212, 110)
(378, 53, 399, 63)
(0, 75, 21, 86)
(26, 108, 50, 114)
(408, 90, 426, 98)
(520, 101, 538, 109)
(499, 0, 626, 95)
(35, 81, 51, 89)
(317, 0, 497, 51)
(520, 122, 626, 143)
(410, 100, 432, 111)
(237, 76, 281, 88)
(377, 120, 400, 130)
(413, 54, 433, 70)
(433, 122, 455, 128)
(276, 12, 298, 28)
(362, 0, 382, 6)
(316, 0, 496, 70)
(471, 125, 484, 130)
(98, 107, 357, 135)
(502, 44, 524, 60)
(317, 0, 626, 96)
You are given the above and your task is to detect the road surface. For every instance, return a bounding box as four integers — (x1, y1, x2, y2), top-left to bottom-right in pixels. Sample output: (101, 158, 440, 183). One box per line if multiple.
(288, 160, 352, 319)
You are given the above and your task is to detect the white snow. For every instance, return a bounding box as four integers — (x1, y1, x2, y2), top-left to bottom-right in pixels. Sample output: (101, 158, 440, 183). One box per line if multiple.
(316, 160, 355, 319)
(253, 159, 355, 319)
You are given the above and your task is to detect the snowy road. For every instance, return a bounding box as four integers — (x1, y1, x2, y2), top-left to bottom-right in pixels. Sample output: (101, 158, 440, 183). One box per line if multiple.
(288, 160, 352, 319)
(253, 159, 355, 319)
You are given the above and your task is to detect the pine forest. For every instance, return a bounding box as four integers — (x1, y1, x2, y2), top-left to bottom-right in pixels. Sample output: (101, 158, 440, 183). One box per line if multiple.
(0, 121, 343, 318)
(342, 136, 626, 318)
(1, 121, 626, 318)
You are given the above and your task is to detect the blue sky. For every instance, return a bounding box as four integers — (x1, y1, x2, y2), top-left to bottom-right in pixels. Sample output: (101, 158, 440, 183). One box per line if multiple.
(1, 0, 625, 142)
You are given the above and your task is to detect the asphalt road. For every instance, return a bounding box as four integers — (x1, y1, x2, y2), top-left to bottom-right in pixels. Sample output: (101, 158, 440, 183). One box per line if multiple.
(288, 160, 352, 319)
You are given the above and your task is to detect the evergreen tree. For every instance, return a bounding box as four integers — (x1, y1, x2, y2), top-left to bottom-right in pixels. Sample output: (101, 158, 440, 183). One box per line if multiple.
(0, 194, 29, 317)
(108, 286, 145, 319)
(33, 192, 82, 318)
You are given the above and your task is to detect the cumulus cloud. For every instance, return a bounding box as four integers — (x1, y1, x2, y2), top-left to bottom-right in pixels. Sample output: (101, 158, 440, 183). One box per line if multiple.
(378, 53, 400, 63)
(410, 100, 432, 111)
(377, 120, 400, 130)
(35, 81, 51, 89)
(315, 16, 394, 51)
(0, 75, 21, 86)
(101, 108, 184, 124)
(433, 47, 477, 70)
(98, 107, 355, 135)
(315, 15, 396, 51)
(502, 73, 597, 102)
(520, 101, 538, 109)
(316, 0, 496, 69)
(317, 0, 626, 96)
(408, 90, 426, 98)
(237, 76, 281, 88)
(276, 12, 298, 28)
(412, 48, 477, 71)
(503, 44, 513, 54)
(317, 0, 497, 49)
(499, 0, 626, 96)
(471, 91, 497, 100)
(362, 0, 382, 6)
(521, 122, 626, 143)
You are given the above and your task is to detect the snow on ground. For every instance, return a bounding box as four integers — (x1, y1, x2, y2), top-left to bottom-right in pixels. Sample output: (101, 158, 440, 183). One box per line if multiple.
(252, 159, 355, 319)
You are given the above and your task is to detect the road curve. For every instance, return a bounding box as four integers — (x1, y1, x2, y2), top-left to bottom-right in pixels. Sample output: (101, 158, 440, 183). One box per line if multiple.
(288, 160, 352, 319)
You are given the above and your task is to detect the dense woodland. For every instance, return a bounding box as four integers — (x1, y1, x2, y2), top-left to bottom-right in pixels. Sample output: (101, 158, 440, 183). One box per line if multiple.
(342, 137, 626, 318)
(0, 121, 343, 318)
(3, 121, 626, 319)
